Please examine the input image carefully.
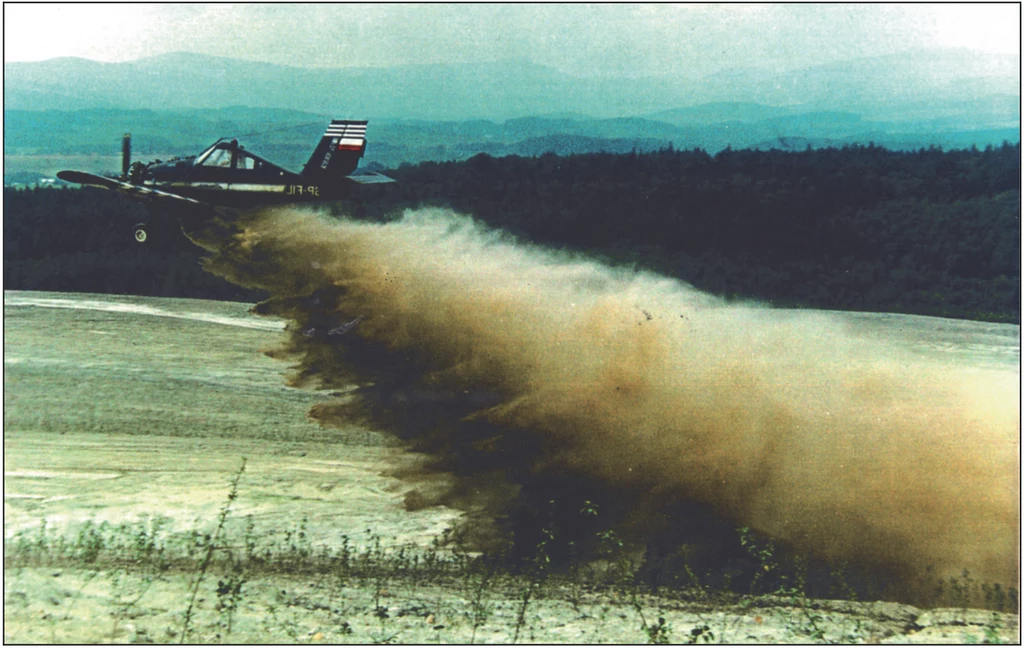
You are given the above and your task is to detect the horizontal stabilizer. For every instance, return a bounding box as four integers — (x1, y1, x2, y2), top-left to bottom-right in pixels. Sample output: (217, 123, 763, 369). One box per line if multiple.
(347, 172, 396, 185)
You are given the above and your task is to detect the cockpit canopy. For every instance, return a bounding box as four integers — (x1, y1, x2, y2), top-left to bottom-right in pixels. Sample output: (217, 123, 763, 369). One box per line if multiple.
(194, 139, 278, 172)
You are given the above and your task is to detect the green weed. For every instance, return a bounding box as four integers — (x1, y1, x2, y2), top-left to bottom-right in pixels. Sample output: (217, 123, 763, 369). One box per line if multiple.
(5, 482, 1019, 644)
(180, 457, 246, 643)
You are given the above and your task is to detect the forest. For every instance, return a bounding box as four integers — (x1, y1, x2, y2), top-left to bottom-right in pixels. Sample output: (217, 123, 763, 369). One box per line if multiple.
(4, 142, 1020, 323)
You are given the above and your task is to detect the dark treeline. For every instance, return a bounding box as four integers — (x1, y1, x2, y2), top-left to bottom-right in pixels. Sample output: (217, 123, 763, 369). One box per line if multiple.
(354, 142, 1020, 323)
(4, 142, 1021, 322)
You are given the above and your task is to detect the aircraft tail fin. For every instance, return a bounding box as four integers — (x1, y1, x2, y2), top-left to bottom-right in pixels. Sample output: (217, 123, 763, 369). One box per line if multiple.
(302, 120, 368, 179)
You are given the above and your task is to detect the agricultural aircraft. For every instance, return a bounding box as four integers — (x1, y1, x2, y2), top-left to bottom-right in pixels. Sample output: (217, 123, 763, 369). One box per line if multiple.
(57, 120, 393, 243)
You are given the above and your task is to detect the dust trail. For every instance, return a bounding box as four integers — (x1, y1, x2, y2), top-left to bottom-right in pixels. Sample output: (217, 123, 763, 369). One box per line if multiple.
(201, 207, 1019, 602)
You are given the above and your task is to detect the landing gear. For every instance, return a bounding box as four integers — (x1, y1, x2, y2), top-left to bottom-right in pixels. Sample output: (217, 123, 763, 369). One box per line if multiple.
(132, 223, 149, 244)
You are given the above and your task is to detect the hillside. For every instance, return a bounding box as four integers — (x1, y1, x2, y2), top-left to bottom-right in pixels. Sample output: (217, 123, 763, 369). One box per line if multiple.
(4, 100, 1020, 183)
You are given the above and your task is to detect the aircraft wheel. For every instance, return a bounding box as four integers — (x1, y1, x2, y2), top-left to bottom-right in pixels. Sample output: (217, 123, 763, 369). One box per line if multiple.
(132, 223, 149, 243)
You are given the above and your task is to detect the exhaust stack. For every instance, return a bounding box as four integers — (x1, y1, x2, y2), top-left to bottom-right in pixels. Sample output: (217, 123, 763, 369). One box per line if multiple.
(121, 133, 131, 179)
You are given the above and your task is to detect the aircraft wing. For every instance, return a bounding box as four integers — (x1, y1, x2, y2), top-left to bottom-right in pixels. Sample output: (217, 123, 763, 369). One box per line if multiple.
(56, 170, 127, 191)
(56, 170, 216, 211)
(347, 172, 396, 185)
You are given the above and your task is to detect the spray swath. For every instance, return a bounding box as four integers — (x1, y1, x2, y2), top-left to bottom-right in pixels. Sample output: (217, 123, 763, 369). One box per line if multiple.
(200, 207, 1020, 603)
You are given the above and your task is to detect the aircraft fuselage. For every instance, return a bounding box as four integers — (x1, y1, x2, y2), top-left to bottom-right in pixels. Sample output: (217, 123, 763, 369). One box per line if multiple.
(141, 150, 351, 208)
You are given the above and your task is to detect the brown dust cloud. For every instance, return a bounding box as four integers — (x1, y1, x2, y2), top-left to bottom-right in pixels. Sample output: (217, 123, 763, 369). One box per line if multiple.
(197, 207, 1019, 603)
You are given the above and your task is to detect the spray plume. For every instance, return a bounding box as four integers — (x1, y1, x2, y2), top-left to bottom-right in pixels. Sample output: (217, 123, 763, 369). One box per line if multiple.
(199, 207, 1019, 602)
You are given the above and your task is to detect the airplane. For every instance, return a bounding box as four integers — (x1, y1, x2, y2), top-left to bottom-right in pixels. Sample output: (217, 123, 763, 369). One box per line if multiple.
(56, 120, 393, 243)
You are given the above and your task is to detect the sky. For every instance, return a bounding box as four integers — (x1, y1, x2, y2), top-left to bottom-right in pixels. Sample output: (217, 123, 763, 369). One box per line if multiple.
(3, 3, 1020, 78)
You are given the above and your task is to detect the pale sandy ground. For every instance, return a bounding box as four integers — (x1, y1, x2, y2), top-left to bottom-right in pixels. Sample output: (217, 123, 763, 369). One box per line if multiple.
(4, 565, 1020, 644)
(4, 291, 1019, 643)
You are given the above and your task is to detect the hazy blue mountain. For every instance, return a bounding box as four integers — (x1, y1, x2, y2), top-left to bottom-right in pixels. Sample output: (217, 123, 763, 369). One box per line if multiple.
(679, 50, 1020, 115)
(4, 53, 662, 120)
(4, 48, 1019, 123)
(3, 47, 1020, 181)
(647, 103, 807, 126)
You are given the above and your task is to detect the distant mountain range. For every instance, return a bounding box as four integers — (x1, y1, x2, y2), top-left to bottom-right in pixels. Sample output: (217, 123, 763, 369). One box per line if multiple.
(5, 48, 1019, 120)
(3, 49, 1020, 181)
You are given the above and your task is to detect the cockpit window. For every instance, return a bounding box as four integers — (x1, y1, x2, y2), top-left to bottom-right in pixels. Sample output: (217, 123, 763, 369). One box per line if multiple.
(202, 148, 233, 168)
(194, 141, 271, 171)
(236, 151, 257, 170)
